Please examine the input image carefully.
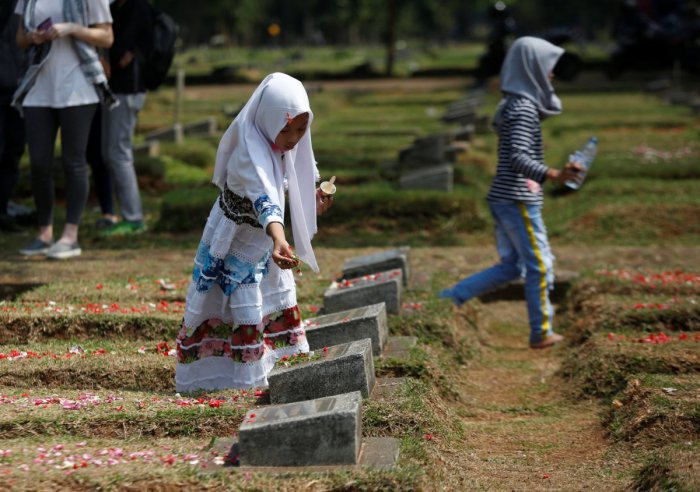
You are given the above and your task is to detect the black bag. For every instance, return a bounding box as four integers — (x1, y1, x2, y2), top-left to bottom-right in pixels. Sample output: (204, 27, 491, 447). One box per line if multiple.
(143, 4, 177, 91)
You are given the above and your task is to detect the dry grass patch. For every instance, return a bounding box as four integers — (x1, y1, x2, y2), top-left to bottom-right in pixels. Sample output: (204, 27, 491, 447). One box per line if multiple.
(632, 444, 700, 492)
(0, 341, 176, 391)
(0, 311, 180, 344)
(560, 331, 700, 398)
(604, 374, 700, 446)
(0, 388, 258, 439)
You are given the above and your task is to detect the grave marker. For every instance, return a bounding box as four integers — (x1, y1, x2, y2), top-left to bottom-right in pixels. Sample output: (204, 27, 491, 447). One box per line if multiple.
(238, 391, 362, 466)
(324, 269, 402, 314)
(268, 338, 375, 403)
(304, 303, 388, 356)
(399, 164, 453, 192)
(342, 248, 410, 286)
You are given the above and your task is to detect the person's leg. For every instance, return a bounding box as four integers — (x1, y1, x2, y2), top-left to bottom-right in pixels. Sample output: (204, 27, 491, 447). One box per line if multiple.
(102, 93, 144, 226)
(0, 103, 25, 216)
(56, 103, 97, 244)
(441, 203, 522, 305)
(86, 104, 115, 223)
(510, 203, 555, 345)
(23, 106, 59, 243)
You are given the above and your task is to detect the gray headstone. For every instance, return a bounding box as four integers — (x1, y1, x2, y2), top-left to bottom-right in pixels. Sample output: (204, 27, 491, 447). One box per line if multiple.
(144, 124, 184, 144)
(238, 391, 362, 466)
(183, 117, 217, 137)
(268, 338, 376, 403)
(304, 303, 388, 356)
(399, 164, 453, 192)
(342, 248, 410, 286)
(324, 269, 402, 314)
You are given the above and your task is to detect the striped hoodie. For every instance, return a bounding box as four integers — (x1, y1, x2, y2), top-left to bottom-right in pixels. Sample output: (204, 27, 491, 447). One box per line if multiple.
(486, 36, 564, 206)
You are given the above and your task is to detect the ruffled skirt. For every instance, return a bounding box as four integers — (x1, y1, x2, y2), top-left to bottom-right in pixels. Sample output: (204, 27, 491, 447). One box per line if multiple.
(175, 200, 308, 393)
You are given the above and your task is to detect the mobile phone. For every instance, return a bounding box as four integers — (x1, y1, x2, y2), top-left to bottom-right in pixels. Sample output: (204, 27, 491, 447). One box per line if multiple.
(37, 17, 53, 31)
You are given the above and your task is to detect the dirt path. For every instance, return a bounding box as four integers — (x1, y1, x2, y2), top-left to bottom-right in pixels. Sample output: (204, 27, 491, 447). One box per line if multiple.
(431, 300, 635, 491)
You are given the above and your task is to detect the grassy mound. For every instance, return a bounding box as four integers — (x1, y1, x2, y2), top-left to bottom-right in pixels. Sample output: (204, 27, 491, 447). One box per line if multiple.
(560, 330, 700, 398)
(632, 446, 700, 492)
(0, 312, 180, 343)
(605, 374, 700, 445)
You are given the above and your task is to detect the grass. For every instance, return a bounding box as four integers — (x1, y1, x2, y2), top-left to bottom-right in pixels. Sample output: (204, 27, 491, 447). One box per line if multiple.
(605, 374, 700, 445)
(2, 72, 700, 488)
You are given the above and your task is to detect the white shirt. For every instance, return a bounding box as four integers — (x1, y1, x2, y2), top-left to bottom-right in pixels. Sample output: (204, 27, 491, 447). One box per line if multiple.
(15, 0, 112, 108)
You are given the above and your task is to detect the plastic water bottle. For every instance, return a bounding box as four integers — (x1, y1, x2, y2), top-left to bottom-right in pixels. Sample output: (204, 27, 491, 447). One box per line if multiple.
(565, 136, 598, 190)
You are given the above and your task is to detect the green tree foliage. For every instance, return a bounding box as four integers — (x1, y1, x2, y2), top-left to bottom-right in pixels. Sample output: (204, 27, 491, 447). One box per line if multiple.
(151, 0, 629, 47)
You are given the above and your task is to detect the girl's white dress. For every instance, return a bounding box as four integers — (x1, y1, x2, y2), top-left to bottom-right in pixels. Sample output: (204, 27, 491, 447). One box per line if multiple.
(175, 73, 319, 393)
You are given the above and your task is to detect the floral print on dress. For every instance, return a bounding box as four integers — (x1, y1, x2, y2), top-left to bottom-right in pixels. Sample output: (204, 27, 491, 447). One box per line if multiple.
(263, 306, 306, 351)
(192, 241, 270, 295)
(176, 306, 305, 366)
(254, 194, 283, 227)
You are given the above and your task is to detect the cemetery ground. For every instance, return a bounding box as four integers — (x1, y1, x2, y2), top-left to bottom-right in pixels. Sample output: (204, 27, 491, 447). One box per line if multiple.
(1, 75, 699, 489)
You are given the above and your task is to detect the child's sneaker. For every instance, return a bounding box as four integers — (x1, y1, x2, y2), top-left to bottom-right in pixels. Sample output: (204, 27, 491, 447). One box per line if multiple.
(19, 238, 54, 256)
(99, 220, 145, 238)
(438, 287, 461, 306)
(529, 333, 564, 349)
(46, 241, 82, 260)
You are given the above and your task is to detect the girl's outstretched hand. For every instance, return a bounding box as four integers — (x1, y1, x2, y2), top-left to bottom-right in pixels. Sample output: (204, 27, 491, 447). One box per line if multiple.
(316, 188, 333, 215)
(272, 243, 299, 270)
(267, 222, 299, 269)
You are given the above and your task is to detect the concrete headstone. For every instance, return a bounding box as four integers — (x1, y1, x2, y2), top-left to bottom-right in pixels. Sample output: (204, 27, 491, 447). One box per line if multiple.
(238, 391, 362, 466)
(342, 248, 410, 286)
(268, 338, 376, 403)
(304, 303, 388, 356)
(324, 269, 402, 314)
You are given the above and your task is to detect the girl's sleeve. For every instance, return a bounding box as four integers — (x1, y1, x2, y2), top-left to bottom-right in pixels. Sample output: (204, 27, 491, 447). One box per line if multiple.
(236, 154, 285, 231)
(507, 105, 549, 183)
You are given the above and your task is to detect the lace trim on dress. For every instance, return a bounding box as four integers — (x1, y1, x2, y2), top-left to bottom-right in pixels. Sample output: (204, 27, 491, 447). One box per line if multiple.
(218, 188, 262, 229)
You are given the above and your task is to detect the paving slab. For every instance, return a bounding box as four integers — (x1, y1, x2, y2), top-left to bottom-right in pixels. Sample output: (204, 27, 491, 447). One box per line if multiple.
(324, 269, 402, 314)
(380, 336, 418, 361)
(371, 377, 408, 400)
(208, 435, 399, 471)
(342, 248, 410, 286)
(304, 303, 388, 356)
(238, 391, 362, 466)
(268, 338, 376, 403)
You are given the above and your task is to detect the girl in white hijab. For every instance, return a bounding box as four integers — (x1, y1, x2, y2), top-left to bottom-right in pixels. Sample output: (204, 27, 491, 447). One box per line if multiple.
(176, 73, 332, 392)
(440, 37, 582, 350)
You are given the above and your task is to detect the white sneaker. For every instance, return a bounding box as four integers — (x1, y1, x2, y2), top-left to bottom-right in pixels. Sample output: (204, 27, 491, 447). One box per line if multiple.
(46, 241, 82, 260)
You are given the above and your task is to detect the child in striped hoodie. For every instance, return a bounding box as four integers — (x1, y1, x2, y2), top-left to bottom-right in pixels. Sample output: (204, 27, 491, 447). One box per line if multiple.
(440, 37, 582, 349)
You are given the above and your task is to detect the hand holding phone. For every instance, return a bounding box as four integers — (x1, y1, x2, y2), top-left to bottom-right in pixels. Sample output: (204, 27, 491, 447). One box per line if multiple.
(37, 17, 53, 31)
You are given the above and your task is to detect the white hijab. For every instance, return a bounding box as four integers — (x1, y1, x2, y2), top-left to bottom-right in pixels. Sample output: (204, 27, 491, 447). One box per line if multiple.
(492, 36, 564, 131)
(212, 73, 320, 272)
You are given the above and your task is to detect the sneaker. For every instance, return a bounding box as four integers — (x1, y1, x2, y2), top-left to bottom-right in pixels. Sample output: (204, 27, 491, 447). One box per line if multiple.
(99, 220, 145, 237)
(46, 241, 82, 260)
(19, 238, 54, 256)
(95, 216, 118, 230)
(438, 287, 461, 306)
(529, 333, 565, 349)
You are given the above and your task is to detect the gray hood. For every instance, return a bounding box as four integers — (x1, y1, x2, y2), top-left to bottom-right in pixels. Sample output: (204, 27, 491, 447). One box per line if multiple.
(493, 36, 564, 132)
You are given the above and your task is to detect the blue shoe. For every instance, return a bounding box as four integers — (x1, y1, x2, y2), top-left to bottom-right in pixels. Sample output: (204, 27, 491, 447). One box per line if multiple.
(439, 288, 461, 306)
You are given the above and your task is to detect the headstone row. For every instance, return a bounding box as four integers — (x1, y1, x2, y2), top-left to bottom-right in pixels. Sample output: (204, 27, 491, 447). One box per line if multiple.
(232, 248, 415, 468)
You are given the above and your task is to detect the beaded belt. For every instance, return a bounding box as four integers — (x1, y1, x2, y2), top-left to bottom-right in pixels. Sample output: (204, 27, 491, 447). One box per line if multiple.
(218, 188, 262, 229)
